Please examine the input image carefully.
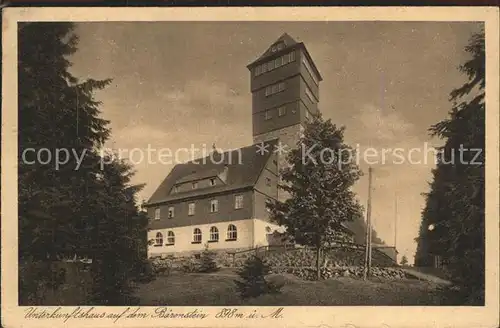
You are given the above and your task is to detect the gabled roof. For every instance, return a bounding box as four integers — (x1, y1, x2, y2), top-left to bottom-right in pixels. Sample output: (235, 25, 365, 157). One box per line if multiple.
(146, 139, 279, 205)
(254, 33, 298, 62)
(247, 33, 323, 82)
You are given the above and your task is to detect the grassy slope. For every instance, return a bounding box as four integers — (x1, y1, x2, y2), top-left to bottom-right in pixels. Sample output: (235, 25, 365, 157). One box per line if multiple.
(136, 272, 443, 306)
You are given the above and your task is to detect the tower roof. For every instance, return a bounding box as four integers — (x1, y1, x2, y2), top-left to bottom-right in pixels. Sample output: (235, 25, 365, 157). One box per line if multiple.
(247, 33, 323, 82)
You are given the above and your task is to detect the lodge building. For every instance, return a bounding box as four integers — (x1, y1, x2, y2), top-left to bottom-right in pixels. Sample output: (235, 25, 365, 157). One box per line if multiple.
(145, 33, 323, 257)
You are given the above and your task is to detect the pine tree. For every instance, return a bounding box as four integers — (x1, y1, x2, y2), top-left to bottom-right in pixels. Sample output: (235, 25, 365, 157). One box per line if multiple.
(18, 22, 148, 304)
(415, 29, 485, 304)
(400, 255, 408, 266)
(267, 113, 364, 280)
(198, 243, 219, 273)
(234, 255, 277, 299)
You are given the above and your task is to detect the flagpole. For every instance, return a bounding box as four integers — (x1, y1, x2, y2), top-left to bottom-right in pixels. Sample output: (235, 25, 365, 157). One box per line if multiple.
(394, 192, 398, 263)
(363, 166, 373, 280)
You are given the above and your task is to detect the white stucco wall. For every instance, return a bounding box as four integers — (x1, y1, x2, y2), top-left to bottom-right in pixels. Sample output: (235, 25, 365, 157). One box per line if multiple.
(148, 219, 254, 257)
(252, 218, 285, 248)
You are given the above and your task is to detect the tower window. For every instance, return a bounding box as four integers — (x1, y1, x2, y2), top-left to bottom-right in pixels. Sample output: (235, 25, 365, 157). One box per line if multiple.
(275, 57, 282, 67)
(255, 65, 261, 76)
(267, 61, 274, 71)
(278, 106, 287, 117)
(305, 86, 316, 103)
(265, 110, 272, 120)
(302, 58, 319, 85)
(265, 82, 286, 97)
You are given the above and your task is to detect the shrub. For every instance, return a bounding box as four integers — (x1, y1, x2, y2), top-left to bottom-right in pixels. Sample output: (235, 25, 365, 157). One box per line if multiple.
(234, 255, 282, 299)
(181, 258, 201, 273)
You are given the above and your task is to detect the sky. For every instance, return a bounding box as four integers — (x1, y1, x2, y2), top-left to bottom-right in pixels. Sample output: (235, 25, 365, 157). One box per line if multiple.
(70, 21, 481, 264)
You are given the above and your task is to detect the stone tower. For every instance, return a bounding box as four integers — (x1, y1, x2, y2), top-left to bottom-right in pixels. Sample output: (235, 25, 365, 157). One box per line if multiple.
(247, 33, 322, 200)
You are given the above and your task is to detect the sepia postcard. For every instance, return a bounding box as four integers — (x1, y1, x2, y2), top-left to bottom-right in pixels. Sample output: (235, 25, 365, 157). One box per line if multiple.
(1, 6, 499, 328)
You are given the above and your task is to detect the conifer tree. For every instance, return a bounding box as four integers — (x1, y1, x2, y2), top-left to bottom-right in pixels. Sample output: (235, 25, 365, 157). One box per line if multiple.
(267, 113, 364, 280)
(198, 243, 219, 273)
(18, 22, 148, 304)
(235, 255, 277, 299)
(415, 29, 485, 304)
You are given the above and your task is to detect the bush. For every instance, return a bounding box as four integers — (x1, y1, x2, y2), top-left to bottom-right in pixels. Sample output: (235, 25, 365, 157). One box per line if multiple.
(234, 255, 282, 299)
(181, 258, 201, 273)
(198, 244, 220, 273)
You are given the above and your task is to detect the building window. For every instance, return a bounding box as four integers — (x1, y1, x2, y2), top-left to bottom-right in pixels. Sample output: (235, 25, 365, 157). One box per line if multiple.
(172, 185, 178, 193)
(227, 224, 237, 241)
(192, 182, 198, 189)
(168, 207, 174, 219)
(302, 58, 319, 85)
(271, 45, 277, 52)
(255, 65, 261, 76)
(278, 106, 286, 117)
(155, 232, 163, 246)
(210, 199, 219, 213)
(193, 228, 202, 243)
(267, 61, 274, 71)
(265, 110, 272, 120)
(154, 208, 160, 220)
(235, 195, 244, 209)
(277, 43, 284, 51)
(210, 226, 219, 242)
(265, 82, 286, 97)
(210, 178, 216, 186)
(188, 202, 195, 216)
(262, 64, 267, 73)
(167, 231, 175, 245)
(275, 57, 282, 67)
(305, 86, 315, 103)
(289, 51, 296, 62)
(265, 177, 272, 186)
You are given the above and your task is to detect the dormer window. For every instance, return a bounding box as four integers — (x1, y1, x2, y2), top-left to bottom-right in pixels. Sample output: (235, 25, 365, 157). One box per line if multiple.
(271, 45, 277, 52)
(210, 178, 216, 186)
(192, 182, 198, 189)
